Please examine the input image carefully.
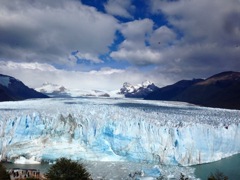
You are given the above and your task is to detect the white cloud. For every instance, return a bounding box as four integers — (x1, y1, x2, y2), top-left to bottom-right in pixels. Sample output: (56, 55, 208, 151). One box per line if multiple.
(104, 0, 135, 18)
(0, 61, 169, 90)
(0, 61, 56, 71)
(111, 48, 162, 65)
(150, 26, 176, 49)
(73, 52, 103, 63)
(0, 0, 118, 65)
(89, 68, 125, 75)
(120, 19, 153, 45)
(110, 19, 164, 65)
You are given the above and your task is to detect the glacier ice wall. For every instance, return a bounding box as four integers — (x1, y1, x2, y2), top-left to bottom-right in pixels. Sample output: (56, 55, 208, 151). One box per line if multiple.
(0, 98, 239, 166)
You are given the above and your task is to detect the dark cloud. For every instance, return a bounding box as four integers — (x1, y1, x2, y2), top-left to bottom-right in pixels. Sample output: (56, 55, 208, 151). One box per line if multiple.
(147, 0, 240, 79)
(0, 0, 118, 65)
(223, 11, 240, 44)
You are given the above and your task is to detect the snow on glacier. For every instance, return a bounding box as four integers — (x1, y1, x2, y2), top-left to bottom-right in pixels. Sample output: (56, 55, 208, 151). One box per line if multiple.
(0, 97, 239, 167)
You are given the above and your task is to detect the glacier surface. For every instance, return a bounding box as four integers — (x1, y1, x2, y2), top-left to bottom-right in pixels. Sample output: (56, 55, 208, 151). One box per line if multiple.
(0, 97, 239, 166)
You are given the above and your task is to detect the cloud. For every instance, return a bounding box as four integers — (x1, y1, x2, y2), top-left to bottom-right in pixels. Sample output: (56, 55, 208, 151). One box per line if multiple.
(1, 0, 240, 89)
(0, 61, 56, 71)
(104, 0, 135, 18)
(0, 61, 169, 90)
(110, 18, 165, 65)
(111, 48, 162, 65)
(147, 0, 240, 78)
(0, 0, 118, 65)
(151, 0, 240, 44)
(70, 51, 103, 64)
(89, 67, 125, 75)
(119, 18, 153, 48)
(150, 26, 176, 49)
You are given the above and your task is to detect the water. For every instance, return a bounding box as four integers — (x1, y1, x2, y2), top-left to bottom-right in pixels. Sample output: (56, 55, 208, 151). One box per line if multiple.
(193, 153, 240, 180)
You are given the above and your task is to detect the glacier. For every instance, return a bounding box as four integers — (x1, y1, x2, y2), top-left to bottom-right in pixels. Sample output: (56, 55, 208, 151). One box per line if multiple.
(0, 97, 239, 167)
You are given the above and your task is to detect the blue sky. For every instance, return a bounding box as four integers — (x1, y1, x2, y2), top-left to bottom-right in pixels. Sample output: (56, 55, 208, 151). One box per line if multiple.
(0, 0, 239, 90)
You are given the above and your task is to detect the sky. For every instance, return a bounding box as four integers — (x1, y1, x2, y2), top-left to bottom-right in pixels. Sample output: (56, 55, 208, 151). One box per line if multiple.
(0, 0, 240, 90)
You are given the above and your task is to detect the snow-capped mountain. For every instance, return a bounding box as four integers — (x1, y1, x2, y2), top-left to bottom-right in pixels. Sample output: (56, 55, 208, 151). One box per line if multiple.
(35, 83, 113, 98)
(119, 80, 159, 98)
(35, 82, 69, 97)
(36, 82, 67, 94)
(0, 74, 48, 101)
(35, 80, 158, 99)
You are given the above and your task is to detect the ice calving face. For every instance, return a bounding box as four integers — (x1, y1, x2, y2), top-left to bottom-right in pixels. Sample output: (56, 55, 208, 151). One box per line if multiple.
(0, 98, 239, 166)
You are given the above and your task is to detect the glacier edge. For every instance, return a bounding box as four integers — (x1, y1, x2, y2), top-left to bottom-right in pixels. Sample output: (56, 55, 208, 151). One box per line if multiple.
(0, 98, 239, 166)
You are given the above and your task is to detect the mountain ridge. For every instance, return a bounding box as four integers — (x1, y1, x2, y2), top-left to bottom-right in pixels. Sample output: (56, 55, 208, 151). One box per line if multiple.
(118, 80, 159, 98)
(0, 74, 48, 101)
(145, 71, 240, 110)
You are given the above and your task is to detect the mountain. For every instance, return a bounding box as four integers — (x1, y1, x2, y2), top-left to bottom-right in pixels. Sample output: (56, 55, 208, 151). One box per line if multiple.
(35, 82, 70, 97)
(0, 74, 48, 101)
(119, 80, 159, 98)
(145, 79, 204, 100)
(176, 71, 240, 109)
(145, 71, 240, 110)
(35, 83, 112, 98)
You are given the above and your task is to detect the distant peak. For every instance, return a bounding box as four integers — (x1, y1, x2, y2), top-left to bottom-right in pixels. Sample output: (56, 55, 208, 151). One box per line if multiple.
(142, 80, 153, 87)
(119, 80, 159, 98)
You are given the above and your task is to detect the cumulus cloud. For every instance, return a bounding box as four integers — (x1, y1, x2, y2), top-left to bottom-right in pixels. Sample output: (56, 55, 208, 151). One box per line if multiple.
(108, 0, 240, 79)
(110, 19, 165, 65)
(104, 0, 135, 18)
(119, 18, 153, 48)
(0, 0, 118, 65)
(150, 26, 176, 49)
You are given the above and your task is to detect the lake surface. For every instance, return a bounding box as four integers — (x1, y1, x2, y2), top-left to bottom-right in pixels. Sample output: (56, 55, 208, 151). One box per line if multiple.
(193, 153, 240, 180)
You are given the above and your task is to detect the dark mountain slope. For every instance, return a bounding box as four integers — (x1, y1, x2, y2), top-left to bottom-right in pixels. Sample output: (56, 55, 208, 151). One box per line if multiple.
(145, 79, 203, 100)
(145, 71, 240, 110)
(176, 71, 240, 109)
(0, 74, 48, 102)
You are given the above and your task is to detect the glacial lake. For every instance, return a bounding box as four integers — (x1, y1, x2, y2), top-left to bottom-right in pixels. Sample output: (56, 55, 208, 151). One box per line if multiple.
(193, 153, 240, 180)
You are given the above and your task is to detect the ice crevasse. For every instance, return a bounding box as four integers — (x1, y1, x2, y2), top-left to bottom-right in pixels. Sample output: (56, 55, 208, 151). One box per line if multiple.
(0, 98, 239, 166)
